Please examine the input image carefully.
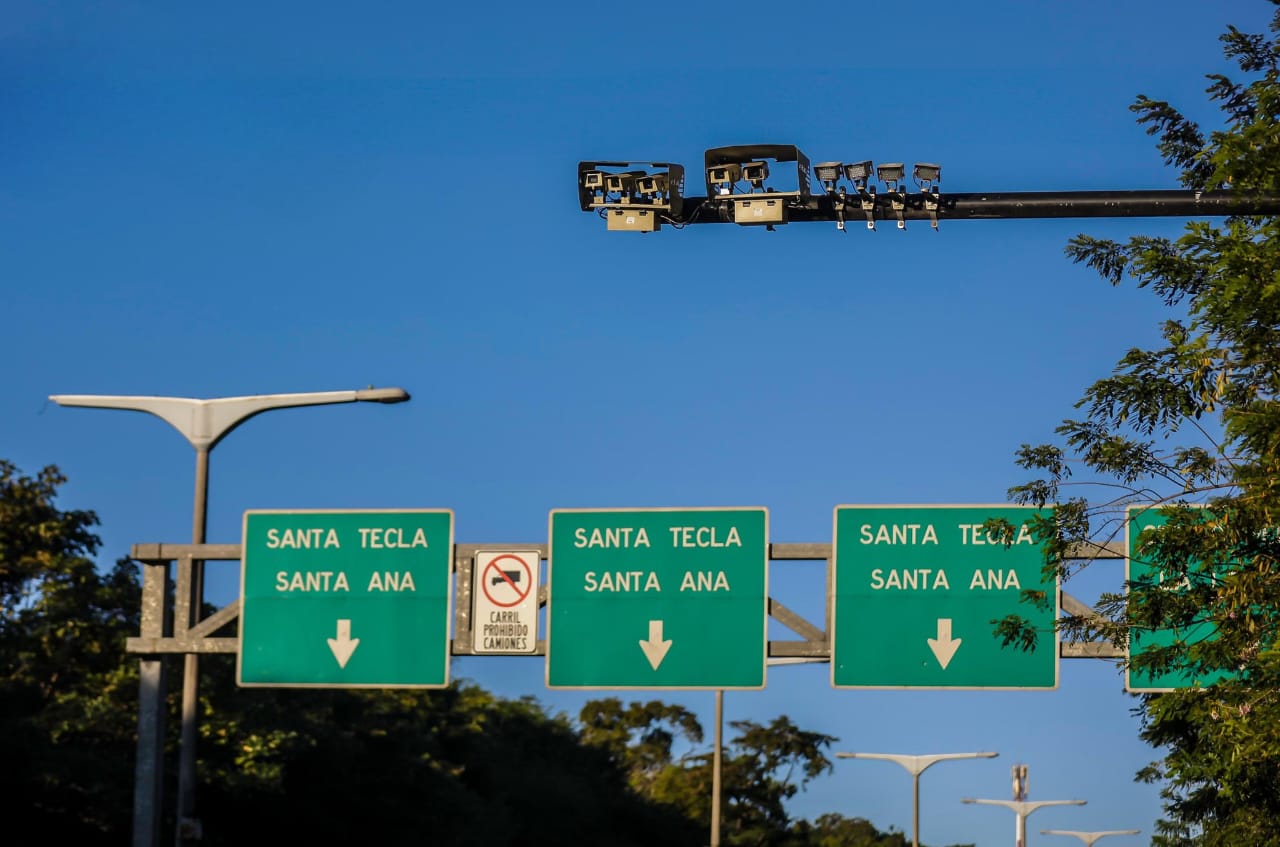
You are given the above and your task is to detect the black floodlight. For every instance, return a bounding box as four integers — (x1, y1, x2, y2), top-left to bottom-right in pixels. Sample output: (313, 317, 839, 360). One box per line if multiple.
(813, 161, 843, 192)
(813, 162, 842, 181)
(913, 162, 941, 189)
(814, 162, 850, 230)
(707, 163, 743, 194)
(742, 161, 770, 190)
(842, 160, 874, 191)
(576, 160, 685, 230)
(842, 160, 873, 181)
(874, 163, 908, 229)
(703, 144, 812, 227)
(877, 162, 905, 190)
(913, 162, 942, 230)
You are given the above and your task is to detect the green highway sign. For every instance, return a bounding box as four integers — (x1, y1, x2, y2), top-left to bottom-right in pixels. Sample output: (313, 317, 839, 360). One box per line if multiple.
(547, 508, 768, 689)
(1125, 505, 1234, 692)
(832, 505, 1059, 689)
(238, 509, 453, 688)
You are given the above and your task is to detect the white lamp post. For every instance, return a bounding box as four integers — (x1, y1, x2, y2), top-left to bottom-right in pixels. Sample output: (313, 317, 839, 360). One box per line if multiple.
(1041, 829, 1141, 847)
(962, 797, 1088, 847)
(838, 751, 998, 847)
(50, 388, 410, 847)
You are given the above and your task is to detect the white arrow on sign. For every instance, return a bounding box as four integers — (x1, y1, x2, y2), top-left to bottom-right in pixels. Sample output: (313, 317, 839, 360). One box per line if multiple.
(638, 619, 672, 670)
(927, 618, 962, 670)
(327, 619, 360, 668)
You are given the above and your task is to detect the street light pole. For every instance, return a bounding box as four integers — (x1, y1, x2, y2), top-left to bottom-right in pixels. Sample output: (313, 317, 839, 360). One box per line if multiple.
(1041, 829, 1141, 847)
(50, 388, 410, 847)
(837, 751, 999, 847)
(962, 798, 1088, 847)
(708, 657, 828, 847)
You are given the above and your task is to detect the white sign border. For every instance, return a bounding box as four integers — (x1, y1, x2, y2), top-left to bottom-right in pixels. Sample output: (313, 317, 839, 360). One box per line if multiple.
(830, 503, 1061, 692)
(471, 549, 541, 655)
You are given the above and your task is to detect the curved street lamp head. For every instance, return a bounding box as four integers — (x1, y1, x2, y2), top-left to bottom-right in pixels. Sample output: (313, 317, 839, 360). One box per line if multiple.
(841, 752, 999, 847)
(838, 751, 998, 776)
(354, 387, 410, 403)
(49, 386, 411, 450)
(962, 797, 1087, 815)
(1041, 830, 1141, 847)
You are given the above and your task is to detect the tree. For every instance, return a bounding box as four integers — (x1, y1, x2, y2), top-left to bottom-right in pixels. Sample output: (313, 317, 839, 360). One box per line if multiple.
(1005, 5, 1280, 844)
(789, 814, 908, 847)
(0, 461, 142, 841)
(0, 460, 100, 615)
(578, 696, 705, 794)
(191, 681, 703, 847)
(714, 716, 838, 844)
(581, 699, 842, 846)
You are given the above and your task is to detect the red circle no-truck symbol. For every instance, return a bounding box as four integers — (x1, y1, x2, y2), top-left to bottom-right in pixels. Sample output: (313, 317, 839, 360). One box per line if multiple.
(481, 554, 534, 608)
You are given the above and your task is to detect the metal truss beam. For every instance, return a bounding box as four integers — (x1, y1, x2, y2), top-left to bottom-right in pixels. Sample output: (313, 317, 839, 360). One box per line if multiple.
(128, 540, 1128, 660)
(644, 189, 1280, 227)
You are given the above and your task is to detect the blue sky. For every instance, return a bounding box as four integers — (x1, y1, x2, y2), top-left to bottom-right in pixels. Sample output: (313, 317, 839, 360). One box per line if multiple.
(4, 1, 1271, 844)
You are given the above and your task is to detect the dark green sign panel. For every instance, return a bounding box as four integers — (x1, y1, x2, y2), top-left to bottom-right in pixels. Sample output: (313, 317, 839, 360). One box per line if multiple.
(832, 505, 1058, 689)
(547, 508, 768, 689)
(1126, 505, 1235, 692)
(238, 509, 453, 688)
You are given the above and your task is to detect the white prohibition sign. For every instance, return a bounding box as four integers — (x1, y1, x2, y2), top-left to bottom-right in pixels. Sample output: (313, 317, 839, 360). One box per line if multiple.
(472, 550, 541, 656)
(481, 554, 535, 608)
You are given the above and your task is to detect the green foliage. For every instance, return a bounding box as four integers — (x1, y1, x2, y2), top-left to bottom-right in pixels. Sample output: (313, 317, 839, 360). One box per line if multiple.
(1009, 5, 1280, 843)
(790, 814, 908, 847)
(193, 679, 703, 847)
(579, 696, 704, 794)
(716, 716, 837, 844)
(581, 700, 846, 846)
(0, 460, 100, 616)
(789, 813, 974, 847)
(0, 461, 139, 840)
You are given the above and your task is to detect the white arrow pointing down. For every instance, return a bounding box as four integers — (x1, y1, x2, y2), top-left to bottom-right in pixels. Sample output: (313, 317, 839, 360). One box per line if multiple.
(927, 618, 962, 670)
(638, 620, 672, 670)
(327, 619, 360, 668)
